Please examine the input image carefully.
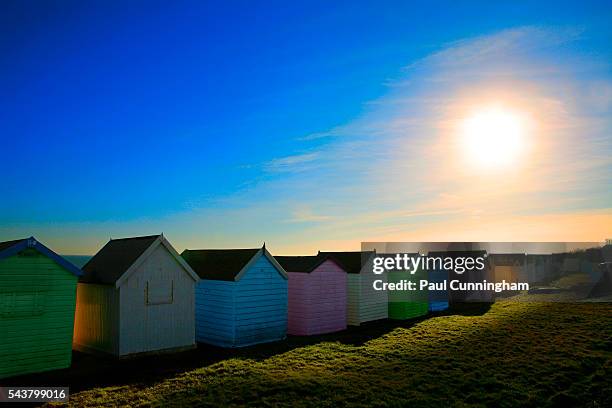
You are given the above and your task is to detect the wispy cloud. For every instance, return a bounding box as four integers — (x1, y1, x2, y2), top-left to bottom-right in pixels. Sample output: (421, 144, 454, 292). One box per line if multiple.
(260, 25, 612, 247)
(8, 26, 610, 254)
(264, 152, 321, 173)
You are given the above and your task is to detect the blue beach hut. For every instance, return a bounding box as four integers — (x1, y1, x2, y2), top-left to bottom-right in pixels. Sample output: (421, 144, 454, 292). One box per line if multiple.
(428, 267, 449, 312)
(425, 252, 450, 311)
(181, 245, 288, 348)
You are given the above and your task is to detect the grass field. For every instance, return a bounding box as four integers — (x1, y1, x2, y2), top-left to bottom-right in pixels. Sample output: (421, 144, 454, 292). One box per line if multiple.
(25, 301, 609, 407)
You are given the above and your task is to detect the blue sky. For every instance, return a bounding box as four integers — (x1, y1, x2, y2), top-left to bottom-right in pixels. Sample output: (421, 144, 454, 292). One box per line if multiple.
(1, 1, 611, 254)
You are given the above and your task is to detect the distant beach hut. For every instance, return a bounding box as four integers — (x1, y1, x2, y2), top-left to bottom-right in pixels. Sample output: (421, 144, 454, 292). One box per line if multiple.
(440, 250, 493, 303)
(603, 244, 612, 263)
(319, 251, 388, 326)
(489, 254, 526, 283)
(74, 235, 199, 357)
(525, 255, 553, 284)
(181, 245, 288, 347)
(275, 255, 347, 336)
(560, 257, 582, 275)
(590, 245, 612, 298)
(0, 237, 82, 378)
(385, 253, 429, 319)
(425, 253, 450, 311)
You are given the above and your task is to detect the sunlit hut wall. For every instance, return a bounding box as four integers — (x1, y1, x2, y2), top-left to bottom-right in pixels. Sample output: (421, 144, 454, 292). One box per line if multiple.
(0, 237, 81, 379)
(275, 254, 347, 336)
(73, 235, 198, 357)
(319, 251, 388, 326)
(181, 245, 288, 347)
(385, 253, 429, 319)
(488, 253, 526, 284)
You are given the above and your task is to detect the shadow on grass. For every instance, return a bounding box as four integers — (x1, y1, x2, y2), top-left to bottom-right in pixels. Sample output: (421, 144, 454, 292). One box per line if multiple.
(3, 303, 493, 396)
(53, 302, 611, 408)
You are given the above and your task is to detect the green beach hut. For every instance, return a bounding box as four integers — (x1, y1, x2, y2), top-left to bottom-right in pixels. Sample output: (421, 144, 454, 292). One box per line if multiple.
(0, 237, 82, 379)
(387, 253, 429, 320)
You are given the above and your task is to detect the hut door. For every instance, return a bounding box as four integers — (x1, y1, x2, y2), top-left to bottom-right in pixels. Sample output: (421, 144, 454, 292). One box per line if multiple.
(144, 277, 174, 351)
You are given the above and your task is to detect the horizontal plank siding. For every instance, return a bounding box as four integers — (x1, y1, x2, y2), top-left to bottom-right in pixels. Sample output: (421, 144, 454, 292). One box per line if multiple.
(287, 260, 347, 336)
(347, 275, 361, 326)
(119, 244, 196, 356)
(287, 273, 309, 335)
(234, 255, 287, 347)
(388, 269, 428, 320)
(195, 280, 236, 347)
(525, 258, 553, 283)
(0, 250, 78, 379)
(359, 264, 388, 324)
(73, 283, 119, 355)
(428, 268, 449, 312)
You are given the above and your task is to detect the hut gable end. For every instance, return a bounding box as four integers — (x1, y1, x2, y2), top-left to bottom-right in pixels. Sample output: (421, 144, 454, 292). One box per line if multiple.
(82, 235, 197, 287)
(183, 246, 288, 347)
(75, 234, 197, 357)
(0, 237, 80, 378)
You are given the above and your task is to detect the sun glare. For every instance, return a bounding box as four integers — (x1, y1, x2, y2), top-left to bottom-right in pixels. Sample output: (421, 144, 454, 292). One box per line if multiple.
(461, 106, 526, 168)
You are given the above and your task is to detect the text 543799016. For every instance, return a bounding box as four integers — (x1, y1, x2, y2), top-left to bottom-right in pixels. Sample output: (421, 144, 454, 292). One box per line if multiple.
(0, 387, 69, 402)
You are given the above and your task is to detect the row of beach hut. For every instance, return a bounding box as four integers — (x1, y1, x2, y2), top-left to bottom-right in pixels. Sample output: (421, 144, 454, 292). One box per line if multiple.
(8, 234, 606, 379)
(0, 234, 447, 378)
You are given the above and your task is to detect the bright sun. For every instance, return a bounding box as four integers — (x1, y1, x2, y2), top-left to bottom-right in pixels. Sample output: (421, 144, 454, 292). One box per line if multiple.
(461, 106, 526, 168)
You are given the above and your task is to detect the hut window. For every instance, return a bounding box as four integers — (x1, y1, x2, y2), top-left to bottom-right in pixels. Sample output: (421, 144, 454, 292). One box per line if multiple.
(146, 280, 174, 305)
(0, 291, 46, 317)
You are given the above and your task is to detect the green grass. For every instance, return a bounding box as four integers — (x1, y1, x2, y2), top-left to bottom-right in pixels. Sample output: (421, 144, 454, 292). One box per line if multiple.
(55, 302, 611, 407)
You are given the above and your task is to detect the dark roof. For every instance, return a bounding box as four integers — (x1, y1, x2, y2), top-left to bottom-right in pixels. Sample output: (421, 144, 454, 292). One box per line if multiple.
(81, 235, 160, 284)
(318, 251, 374, 274)
(0, 237, 82, 276)
(0, 238, 26, 252)
(181, 248, 260, 281)
(275, 255, 333, 273)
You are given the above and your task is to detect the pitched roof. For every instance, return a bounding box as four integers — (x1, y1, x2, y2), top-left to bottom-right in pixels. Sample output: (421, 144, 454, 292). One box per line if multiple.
(0, 237, 82, 276)
(181, 248, 260, 281)
(0, 238, 25, 253)
(81, 235, 160, 284)
(318, 251, 375, 274)
(275, 255, 333, 273)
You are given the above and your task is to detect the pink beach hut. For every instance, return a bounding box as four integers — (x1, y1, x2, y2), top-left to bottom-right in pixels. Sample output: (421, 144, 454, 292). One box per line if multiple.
(275, 255, 347, 336)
